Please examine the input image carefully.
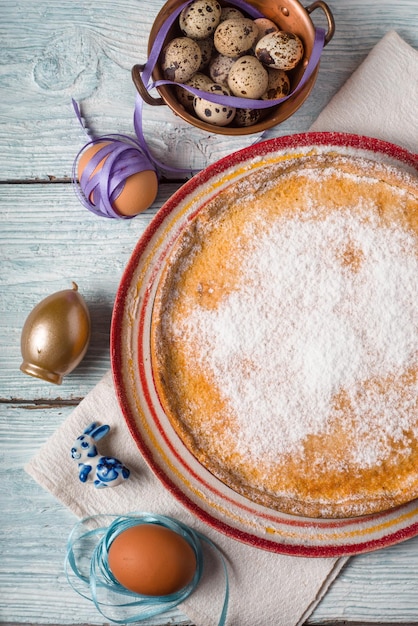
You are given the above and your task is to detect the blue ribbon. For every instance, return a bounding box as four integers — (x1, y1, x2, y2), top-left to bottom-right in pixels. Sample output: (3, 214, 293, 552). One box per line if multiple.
(65, 512, 229, 625)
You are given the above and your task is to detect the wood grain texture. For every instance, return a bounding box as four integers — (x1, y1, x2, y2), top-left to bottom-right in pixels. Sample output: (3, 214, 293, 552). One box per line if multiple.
(1, 0, 418, 624)
(1, 0, 417, 181)
(0, 181, 180, 401)
(1, 402, 418, 625)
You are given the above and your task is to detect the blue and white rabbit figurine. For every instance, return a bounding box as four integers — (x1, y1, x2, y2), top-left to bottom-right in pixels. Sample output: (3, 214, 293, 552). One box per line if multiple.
(71, 422, 130, 488)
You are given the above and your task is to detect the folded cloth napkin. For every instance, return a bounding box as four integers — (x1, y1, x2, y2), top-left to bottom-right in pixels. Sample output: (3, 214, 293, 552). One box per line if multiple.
(310, 30, 418, 153)
(26, 371, 346, 626)
(26, 31, 418, 626)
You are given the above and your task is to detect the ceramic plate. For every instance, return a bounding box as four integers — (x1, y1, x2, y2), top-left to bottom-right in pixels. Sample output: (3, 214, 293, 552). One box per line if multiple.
(111, 132, 418, 557)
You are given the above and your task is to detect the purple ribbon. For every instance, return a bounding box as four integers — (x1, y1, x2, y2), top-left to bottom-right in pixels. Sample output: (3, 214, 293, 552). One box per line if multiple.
(72, 101, 157, 219)
(133, 0, 325, 172)
(73, 0, 325, 218)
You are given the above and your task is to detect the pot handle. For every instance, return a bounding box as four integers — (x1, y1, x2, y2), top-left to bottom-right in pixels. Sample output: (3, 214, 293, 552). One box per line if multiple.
(132, 64, 165, 106)
(306, 1, 335, 45)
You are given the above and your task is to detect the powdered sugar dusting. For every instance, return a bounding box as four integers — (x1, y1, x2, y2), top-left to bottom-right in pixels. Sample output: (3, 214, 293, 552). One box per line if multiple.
(173, 206, 418, 469)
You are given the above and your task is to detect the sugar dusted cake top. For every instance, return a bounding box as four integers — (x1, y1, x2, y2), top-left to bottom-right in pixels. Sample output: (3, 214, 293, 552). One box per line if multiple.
(151, 152, 418, 518)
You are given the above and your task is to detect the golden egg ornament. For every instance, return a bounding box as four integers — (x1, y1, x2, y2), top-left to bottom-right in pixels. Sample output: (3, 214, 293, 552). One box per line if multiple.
(20, 282, 91, 384)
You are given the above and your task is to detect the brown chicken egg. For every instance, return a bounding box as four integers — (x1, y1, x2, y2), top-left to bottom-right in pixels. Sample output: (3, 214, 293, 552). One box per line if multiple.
(108, 524, 197, 596)
(78, 142, 158, 217)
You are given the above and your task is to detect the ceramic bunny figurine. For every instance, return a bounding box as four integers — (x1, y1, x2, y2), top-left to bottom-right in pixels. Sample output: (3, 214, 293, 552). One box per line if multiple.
(71, 422, 130, 488)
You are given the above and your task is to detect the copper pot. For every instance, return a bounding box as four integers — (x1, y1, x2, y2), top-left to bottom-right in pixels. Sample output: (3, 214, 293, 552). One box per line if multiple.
(132, 0, 335, 136)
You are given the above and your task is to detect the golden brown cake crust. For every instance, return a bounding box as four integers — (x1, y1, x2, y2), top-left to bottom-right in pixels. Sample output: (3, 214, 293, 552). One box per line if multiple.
(151, 153, 418, 518)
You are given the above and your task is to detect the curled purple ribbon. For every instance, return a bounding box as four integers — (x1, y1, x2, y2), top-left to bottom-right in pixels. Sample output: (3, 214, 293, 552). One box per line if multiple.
(73, 0, 325, 218)
(72, 101, 157, 219)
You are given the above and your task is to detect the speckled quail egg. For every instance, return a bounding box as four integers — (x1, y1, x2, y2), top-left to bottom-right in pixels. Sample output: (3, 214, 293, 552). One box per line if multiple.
(209, 53, 236, 86)
(255, 31, 304, 70)
(253, 17, 279, 42)
(176, 72, 213, 111)
(193, 82, 236, 126)
(197, 37, 214, 69)
(220, 6, 244, 21)
(234, 107, 263, 127)
(261, 68, 290, 99)
(214, 17, 259, 57)
(161, 37, 202, 83)
(179, 0, 222, 40)
(228, 55, 268, 99)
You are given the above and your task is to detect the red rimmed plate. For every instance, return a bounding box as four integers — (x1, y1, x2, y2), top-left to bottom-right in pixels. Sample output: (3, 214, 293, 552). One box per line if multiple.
(111, 132, 418, 557)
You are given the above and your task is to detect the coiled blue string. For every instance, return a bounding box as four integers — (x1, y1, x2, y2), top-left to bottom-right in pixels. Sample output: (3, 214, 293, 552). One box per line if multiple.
(65, 512, 229, 625)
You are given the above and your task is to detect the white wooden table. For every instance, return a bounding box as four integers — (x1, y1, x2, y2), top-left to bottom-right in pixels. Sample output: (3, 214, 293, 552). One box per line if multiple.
(1, 0, 418, 624)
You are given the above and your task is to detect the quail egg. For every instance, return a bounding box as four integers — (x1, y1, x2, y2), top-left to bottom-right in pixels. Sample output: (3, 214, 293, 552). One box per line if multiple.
(161, 37, 202, 83)
(209, 53, 236, 86)
(255, 31, 304, 70)
(214, 17, 259, 57)
(176, 72, 213, 111)
(220, 6, 244, 21)
(193, 82, 236, 126)
(234, 107, 263, 127)
(261, 68, 290, 99)
(197, 37, 214, 69)
(228, 55, 268, 99)
(253, 17, 279, 42)
(179, 0, 222, 40)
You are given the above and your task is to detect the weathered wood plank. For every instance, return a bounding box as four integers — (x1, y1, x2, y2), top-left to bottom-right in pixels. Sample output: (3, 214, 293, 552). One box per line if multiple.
(311, 537, 418, 623)
(1, 0, 418, 623)
(1, 0, 417, 181)
(0, 181, 180, 401)
(0, 403, 191, 625)
(1, 403, 417, 624)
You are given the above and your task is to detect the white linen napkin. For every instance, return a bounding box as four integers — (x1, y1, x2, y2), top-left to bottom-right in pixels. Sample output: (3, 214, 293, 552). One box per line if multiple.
(26, 371, 346, 626)
(310, 30, 418, 153)
(26, 30, 418, 626)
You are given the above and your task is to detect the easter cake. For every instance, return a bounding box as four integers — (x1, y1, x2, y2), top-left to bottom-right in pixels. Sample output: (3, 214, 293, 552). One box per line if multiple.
(150, 151, 418, 518)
